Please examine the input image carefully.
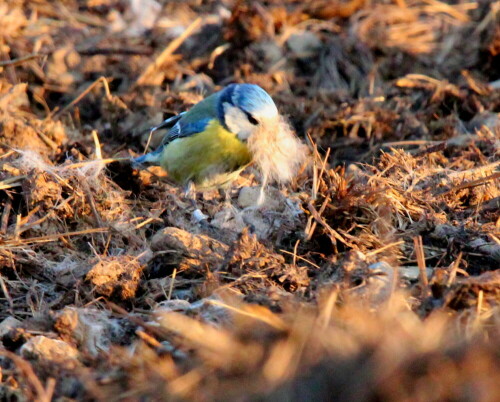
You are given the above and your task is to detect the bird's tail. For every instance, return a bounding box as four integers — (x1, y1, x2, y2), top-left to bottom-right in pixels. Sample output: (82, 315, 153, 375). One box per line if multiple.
(132, 147, 163, 167)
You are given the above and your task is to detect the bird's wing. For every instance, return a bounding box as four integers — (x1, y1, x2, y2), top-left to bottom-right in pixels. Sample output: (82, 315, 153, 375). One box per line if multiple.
(134, 116, 214, 166)
(161, 117, 212, 147)
(159, 92, 220, 146)
(133, 93, 220, 166)
(132, 115, 186, 165)
(152, 112, 185, 132)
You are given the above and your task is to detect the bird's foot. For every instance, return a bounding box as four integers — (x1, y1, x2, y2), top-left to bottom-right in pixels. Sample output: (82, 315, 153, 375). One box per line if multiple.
(192, 208, 209, 223)
(184, 182, 210, 224)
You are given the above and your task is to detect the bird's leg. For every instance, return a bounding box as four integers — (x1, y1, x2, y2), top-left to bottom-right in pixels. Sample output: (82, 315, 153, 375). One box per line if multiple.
(257, 173, 269, 206)
(185, 181, 208, 223)
(185, 181, 196, 202)
(218, 187, 239, 223)
(220, 187, 232, 206)
(257, 186, 265, 206)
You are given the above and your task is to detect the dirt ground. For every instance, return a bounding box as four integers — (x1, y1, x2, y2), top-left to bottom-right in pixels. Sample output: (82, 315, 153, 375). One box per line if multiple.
(0, 0, 499, 400)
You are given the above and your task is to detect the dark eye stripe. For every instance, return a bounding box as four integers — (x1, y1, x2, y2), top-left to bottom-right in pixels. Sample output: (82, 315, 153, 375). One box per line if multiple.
(243, 110, 258, 125)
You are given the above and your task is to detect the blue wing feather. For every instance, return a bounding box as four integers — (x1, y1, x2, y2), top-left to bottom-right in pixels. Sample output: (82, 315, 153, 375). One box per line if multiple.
(153, 113, 185, 132)
(133, 91, 220, 166)
(133, 118, 213, 166)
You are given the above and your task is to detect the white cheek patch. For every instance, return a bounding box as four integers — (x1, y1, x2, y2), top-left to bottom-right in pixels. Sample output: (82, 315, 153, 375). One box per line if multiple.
(223, 102, 255, 141)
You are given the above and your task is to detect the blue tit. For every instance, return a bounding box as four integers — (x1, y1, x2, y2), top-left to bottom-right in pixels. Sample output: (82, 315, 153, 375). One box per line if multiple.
(134, 83, 307, 190)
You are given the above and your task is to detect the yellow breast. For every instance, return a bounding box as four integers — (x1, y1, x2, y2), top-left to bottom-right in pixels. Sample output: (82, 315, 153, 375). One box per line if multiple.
(160, 119, 252, 189)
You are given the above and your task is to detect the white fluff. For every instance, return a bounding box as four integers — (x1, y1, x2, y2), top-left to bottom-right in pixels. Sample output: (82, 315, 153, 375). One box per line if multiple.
(13, 149, 106, 183)
(248, 116, 309, 185)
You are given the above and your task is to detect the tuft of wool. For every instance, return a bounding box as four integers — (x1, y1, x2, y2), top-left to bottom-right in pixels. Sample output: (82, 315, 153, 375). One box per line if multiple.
(13, 149, 106, 183)
(247, 116, 308, 185)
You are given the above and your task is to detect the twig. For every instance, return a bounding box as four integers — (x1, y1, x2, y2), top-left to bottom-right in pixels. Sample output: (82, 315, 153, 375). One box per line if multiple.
(17, 208, 56, 235)
(136, 329, 163, 349)
(0, 53, 44, 67)
(446, 252, 462, 286)
(0, 175, 27, 191)
(0, 350, 47, 401)
(317, 289, 339, 329)
(1, 196, 12, 234)
(0, 274, 14, 312)
(135, 217, 161, 229)
(365, 240, 405, 257)
(143, 127, 156, 155)
(382, 140, 439, 147)
(4, 227, 108, 246)
(0, 150, 16, 159)
(489, 233, 500, 246)
(307, 200, 352, 247)
(167, 268, 177, 300)
(35, 129, 59, 151)
(317, 147, 331, 195)
(53, 76, 112, 119)
(292, 240, 300, 267)
(447, 161, 500, 180)
(207, 300, 287, 331)
(208, 44, 231, 69)
(77, 47, 154, 56)
(43, 378, 57, 402)
(422, 0, 472, 22)
(135, 18, 202, 86)
(413, 236, 430, 297)
(476, 290, 483, 314)
(280, 249, 321, 269)
(91, 130, 103, 160)
(305, 194, 330, 242)
(442, 172, 500, 195)
(61, 157, 130, 170)
(81, 178, 103, 228)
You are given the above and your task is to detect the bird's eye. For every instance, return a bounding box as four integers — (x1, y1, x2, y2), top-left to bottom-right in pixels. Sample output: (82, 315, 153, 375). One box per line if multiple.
(244, 111, 259, 125)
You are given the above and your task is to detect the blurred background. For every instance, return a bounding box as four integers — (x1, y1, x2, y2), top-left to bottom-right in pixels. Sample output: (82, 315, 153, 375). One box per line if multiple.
(0, 1, 499, 400)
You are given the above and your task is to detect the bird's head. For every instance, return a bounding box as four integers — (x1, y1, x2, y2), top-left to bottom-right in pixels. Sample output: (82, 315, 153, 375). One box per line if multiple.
(218, 84, 279, 141)
(218, 83, 308, 184)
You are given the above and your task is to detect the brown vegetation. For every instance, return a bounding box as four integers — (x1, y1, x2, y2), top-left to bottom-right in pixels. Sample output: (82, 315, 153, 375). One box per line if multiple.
(0, 0, 499, 400)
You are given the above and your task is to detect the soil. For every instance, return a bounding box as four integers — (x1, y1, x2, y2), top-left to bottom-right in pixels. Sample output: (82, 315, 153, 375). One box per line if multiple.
(0, 1, 498, 400)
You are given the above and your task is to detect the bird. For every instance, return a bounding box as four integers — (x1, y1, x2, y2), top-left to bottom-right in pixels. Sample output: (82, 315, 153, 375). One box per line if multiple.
(133, 83, 307, 197)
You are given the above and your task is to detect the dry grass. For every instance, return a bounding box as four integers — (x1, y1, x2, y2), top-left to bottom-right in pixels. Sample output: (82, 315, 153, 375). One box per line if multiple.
(0, 0, 499, 400)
